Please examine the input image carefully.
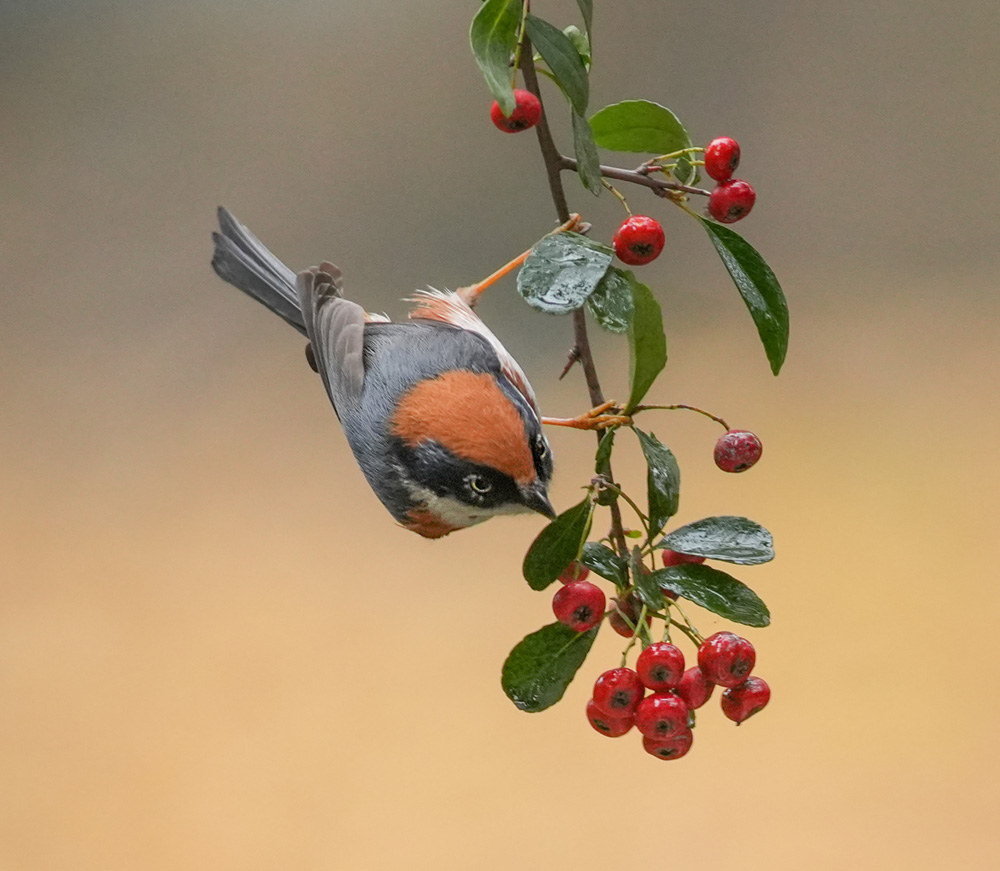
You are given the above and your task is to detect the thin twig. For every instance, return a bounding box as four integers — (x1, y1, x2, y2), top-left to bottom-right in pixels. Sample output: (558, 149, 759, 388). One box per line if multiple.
(559, 155, 712, 197)
(559, 346, 581, 380)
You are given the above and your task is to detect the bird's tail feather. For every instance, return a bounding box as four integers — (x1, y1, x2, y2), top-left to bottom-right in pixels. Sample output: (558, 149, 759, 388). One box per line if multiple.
(211, 207, 306, 335)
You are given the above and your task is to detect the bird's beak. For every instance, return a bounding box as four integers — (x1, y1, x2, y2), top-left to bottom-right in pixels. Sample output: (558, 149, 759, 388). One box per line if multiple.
(521, 484, 557, 520)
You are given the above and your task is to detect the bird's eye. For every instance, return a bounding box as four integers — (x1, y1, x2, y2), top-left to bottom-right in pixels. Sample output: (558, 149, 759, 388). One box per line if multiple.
(466, 474, 493, 494)
(535, 435, 548, 459)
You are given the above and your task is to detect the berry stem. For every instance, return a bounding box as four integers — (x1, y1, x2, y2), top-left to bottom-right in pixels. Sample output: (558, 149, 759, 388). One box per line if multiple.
(597, 480, 650, 539)
(668, 618, 702, 648)
(602, 180, 632, 215)
(668, 598, 703, 645)
(520, 41, 630, 559)
(619, 603, 649, 666)
(559, 155, 712, 197)
(509, 0, 531, 90)
(633, 403, 730, 431)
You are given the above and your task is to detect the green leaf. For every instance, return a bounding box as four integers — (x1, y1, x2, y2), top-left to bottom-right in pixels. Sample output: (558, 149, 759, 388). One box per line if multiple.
(580, 542, 626, 585)
(634, 429, 681, 537)
(517, 232, 613, 314)
(674, 155, 695, 185)
(587, 266, 634, 333)
(658, 516, 774, 565)
(589, 100, 692, 154)
(572, 109, 603, 196)
(624, 274, 667, 412)
(524, 14, 589, 115)
(700, 219, 789, 375)
(594, 429, 615, 477)
(563, 25, 591, 68)
(631, 547, 664, 611)
(654, 564, 771, 627)
(522, 497, 595, 590)
(502, 621, 599, 712)
(470, 0, 521, 116)
(575, 0, 593, 38)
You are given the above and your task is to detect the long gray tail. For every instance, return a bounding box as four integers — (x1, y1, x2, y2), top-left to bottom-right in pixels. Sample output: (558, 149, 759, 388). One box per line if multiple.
(211, 207, 307, 336)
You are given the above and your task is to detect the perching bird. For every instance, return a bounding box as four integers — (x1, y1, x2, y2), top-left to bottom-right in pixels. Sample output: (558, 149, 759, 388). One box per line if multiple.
(210, 207, 560, 538)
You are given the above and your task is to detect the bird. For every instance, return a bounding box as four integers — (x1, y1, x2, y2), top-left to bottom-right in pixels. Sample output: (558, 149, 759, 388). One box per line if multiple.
(210, 207, 568, 539)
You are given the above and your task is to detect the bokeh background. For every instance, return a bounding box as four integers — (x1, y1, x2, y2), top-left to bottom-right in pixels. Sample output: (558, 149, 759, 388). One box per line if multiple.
(2, 1, 999, 868)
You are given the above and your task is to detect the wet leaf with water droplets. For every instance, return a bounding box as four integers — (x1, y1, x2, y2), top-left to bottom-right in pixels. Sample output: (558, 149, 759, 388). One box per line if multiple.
(517, 232, 613, 314)
(657, 516, 774, 565)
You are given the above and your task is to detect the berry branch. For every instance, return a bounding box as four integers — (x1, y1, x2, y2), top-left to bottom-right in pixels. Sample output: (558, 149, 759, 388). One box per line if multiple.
(472, 0, 788, 760)
(558, 155, 713, 198)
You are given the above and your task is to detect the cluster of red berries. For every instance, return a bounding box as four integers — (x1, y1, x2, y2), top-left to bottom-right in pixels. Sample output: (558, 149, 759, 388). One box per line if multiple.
(610, 136, 756, 267)
(587, 631, 770, 760)
(703, 136, 756, 224)
(553, 555, 769, 759)
(488, 94, 757, 260)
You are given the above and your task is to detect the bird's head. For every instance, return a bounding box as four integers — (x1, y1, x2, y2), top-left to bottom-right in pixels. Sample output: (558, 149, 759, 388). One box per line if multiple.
(389, 369, 555, 535)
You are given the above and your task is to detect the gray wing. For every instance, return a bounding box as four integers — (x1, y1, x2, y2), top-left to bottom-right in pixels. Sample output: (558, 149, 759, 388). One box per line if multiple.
(296, 263, 366, 411)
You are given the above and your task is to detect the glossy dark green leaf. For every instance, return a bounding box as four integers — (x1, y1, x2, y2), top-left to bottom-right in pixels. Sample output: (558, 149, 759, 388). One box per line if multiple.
(700, 218, 789, 375)
(655, 564, 770, 627)
(589, 100, 692, 154)
(594, 429, 615, 477)
(575, 0, 593, 37)
(631, 547, 664, 610)
(581, 541, 626, 585)
(634, 428, 680, 537)
(517, 232, 613, 314)
(658, 516, 774, 565)
(563, 25, 591, 68)
(572, 109, 603, 195)
(525, 14, 589, 115)
(470, 0, 521, 116)
(587, 266, 634, 333)
(624, 274, 667, 412)
(502, 621, 599, 712)
(674, 155, 694, 185)
(522, 497, 594, 590)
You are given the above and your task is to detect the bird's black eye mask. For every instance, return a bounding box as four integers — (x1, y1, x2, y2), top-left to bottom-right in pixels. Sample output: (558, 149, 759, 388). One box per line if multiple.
(393, 438, 521, 509)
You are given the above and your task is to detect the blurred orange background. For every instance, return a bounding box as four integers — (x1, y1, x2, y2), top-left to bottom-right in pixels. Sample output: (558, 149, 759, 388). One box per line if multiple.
(2, 1, 999, 868)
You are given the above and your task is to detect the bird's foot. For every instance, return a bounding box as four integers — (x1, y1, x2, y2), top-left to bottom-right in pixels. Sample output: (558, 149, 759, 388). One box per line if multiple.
(541, 400, 633, 431)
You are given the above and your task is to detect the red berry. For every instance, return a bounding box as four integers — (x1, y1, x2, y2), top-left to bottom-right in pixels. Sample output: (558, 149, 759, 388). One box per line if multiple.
(552, 581, 605, 632)
(558, 561, 590, 584)
(592, 667, 644, 717)
(721, 676, 771, 724)
(704, 137, 741, 182)
(714, 429, 763, 473)
(613, 215, 665, 266)
(708, 179, 756, 223)
(697, 632, 756, 688)
(608, 594, 652, 638)
(634, 692, 690, 740)
(676, 666, 715, 709)
(490, 89, 542, 133)
(635, 642, 686, 691)
(642, 729, 693, 761)
(661, 549, 706, 568)
(585, 699, 634, 737)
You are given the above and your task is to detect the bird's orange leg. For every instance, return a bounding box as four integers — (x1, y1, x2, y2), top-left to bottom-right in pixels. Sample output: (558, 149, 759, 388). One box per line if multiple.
(541, 400, 633, 431)
(456, 213, 585, 307)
